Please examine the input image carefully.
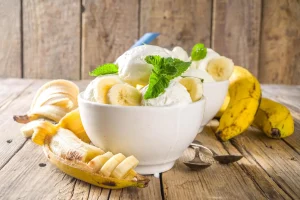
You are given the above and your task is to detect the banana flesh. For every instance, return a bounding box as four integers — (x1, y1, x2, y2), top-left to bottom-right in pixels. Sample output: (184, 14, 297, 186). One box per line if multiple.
(14, 80, 79, 124)
(93, 75, 123, 104)
(206, 56, 234, 81)
(179, 77, 203, 102)
(216, 66, 261, 141)
(253, 98, 294, 138)
(108, 84, 142, 106)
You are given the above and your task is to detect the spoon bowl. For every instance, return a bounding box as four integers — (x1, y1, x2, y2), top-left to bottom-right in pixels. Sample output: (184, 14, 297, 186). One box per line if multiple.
(183, 147, 211, 170)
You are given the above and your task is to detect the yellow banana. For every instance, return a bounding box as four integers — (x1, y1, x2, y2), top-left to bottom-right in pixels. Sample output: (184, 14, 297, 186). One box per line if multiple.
(216, 66, 261, 141)
(215, 92, 230, 118)
(253, 98, 294, 138)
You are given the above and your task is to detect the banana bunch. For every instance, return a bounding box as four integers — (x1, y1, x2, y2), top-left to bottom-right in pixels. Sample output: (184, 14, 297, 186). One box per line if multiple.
(93, 75, 141, 106)
(215, 66, 294, 140)
(14, 80, 79, 124)
(216, 66, 261, 141)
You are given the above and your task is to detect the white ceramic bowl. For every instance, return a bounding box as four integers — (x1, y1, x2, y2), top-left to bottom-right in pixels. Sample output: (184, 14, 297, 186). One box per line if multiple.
(78, 93, 206, 174)
(199, 80, 229, 131)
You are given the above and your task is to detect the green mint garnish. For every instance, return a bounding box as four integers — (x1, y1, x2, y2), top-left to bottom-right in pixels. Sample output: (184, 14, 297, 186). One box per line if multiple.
(89, 63, 118, 76)
(144, 55, 191, 99)
(191, 43, 207, 61)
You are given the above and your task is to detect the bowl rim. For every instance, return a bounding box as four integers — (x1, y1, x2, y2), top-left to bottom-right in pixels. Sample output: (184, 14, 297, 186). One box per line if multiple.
(202, 80, 229, 85)
(78, 92, 206, 110)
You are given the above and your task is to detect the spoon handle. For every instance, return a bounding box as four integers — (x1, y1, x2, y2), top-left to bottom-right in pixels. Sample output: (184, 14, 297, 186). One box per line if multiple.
(190, 140, 218, 156)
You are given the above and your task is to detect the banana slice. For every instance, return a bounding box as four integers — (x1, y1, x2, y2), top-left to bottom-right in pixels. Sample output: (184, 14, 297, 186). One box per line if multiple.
(88, 152, 114, 172)
(111, 155, 139, 179)
(93, 75, 123, 104)
(179, 77, 203, 102)
(206, 56, 234, 81)
(108, 84, 141, 106)
(100, 153, 126, 177)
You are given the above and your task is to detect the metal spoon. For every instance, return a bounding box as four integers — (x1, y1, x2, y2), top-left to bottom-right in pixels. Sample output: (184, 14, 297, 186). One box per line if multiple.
(183, 147, 211, 170)
(190, 140, 243, 164)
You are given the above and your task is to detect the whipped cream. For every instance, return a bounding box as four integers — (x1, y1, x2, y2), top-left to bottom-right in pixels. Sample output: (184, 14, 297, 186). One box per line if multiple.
(141, 80, 192, 106)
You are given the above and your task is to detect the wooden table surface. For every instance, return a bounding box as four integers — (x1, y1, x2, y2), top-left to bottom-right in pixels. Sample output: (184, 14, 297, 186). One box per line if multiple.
(0, 79, 299, 200)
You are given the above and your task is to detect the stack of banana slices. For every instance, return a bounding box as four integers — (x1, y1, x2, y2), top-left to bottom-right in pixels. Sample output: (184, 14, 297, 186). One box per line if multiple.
(13, 80, 149, 189)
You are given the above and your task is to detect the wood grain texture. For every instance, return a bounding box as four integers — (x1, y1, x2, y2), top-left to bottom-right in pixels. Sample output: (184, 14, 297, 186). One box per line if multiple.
(259, 0, 300, 84)
(82, 0, 139, 79)
(212, 0, 261, 77)
(162, 126, 269, 200)
(0, 0, 21, 78)
(140, 0, 212, 51)
(109, 176, 162, 200)
(231, 127, 300, 199)
(22, 0, 80, 80)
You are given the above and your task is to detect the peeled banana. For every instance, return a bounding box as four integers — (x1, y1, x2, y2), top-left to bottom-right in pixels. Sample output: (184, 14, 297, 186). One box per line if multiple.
(253, 98, 294, 138)
(206, 56, 234, 81)
(42, 128, 149, 189)
(179, 77, 203, 102)
(216, 66, 261, 141)
(13, 80, 79, 124)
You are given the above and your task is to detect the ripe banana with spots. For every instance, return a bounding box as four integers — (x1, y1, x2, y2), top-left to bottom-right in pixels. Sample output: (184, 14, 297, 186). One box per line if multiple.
(13, 80, 79, 124)
(216, 66, 261, 141)
(253, 98, 294, 138)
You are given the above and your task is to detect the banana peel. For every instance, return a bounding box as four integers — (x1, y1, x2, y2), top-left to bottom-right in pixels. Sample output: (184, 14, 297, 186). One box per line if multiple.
(44, 136, 149, 189)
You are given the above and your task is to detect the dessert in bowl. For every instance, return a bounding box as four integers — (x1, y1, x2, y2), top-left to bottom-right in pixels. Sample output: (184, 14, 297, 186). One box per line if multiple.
(79, 44, 233, 174)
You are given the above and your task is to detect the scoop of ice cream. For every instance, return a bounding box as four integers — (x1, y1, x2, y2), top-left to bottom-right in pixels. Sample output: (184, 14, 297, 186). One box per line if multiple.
(171, 46, 189, 61)
(115, 45, 177, 87)
(141, 80, 192, 106)
(183, 68, 215, 83)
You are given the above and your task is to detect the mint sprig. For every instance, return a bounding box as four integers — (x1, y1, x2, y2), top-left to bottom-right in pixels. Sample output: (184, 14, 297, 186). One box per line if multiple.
(89, 63, 118, 76)
(191, 43, 207, 61)
(144, 55, 191, 99)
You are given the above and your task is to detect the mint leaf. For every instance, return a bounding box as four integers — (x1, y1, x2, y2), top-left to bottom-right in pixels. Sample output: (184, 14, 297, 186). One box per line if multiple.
(191, 43, 207, 61)
(144, 55, 191, 99)
(144, 73, 169, 99)
(89, 63, 118, 76)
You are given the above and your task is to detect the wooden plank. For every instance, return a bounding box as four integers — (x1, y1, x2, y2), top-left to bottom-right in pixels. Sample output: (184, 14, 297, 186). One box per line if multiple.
(0, 0, 22, 78)
(212, 0, 261, 77)
(230, 125, 300, 199)
(82, 0, 139, 79)
(0, 79, 33, 106)
(0, 80, 47, 169)
(109, 176, 162, 200)
(22, 0, 80, 80)
(259, 0, 300, 84)
(162, 125, 269, 200)
(140, 0, 212, 50)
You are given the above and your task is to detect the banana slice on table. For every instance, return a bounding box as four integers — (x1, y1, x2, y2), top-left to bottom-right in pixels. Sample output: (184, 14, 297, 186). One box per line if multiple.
(179, 77, 203, 102)
(93, 75, 123, 104)
(108, 84, 142, 106)
(206, 56, 234, 81)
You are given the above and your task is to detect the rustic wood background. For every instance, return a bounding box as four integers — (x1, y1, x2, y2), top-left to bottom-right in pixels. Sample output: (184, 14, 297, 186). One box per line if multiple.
(0, 0, 299, 84)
